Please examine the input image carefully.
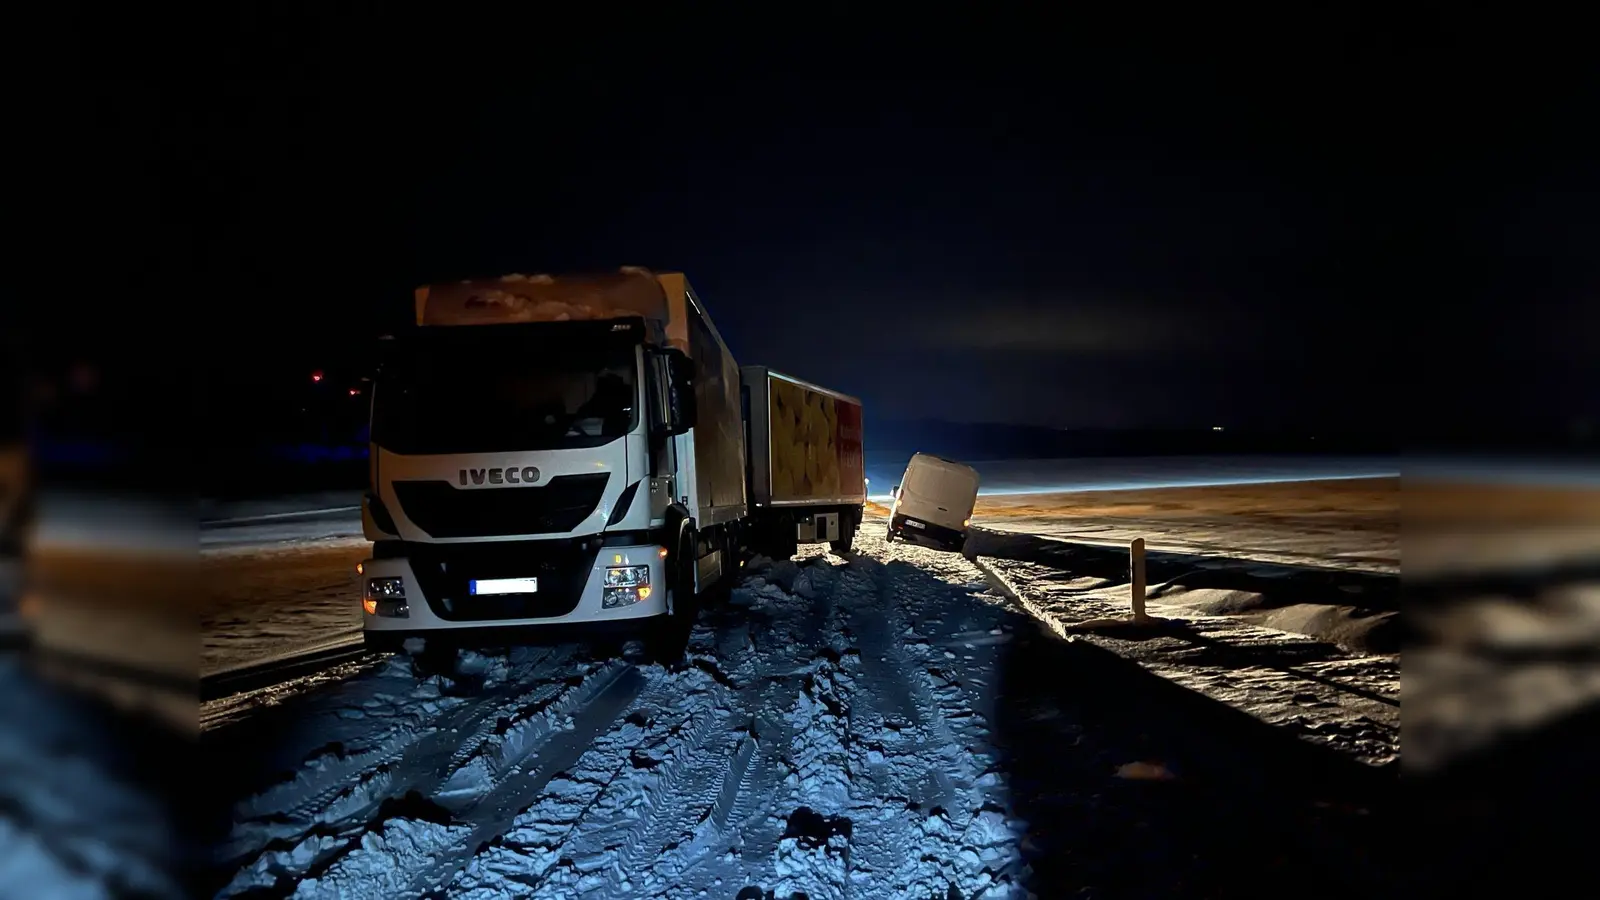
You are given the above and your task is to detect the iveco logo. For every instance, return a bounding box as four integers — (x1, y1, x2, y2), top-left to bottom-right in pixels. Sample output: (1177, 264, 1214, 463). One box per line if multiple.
(458, 466, 540, 486)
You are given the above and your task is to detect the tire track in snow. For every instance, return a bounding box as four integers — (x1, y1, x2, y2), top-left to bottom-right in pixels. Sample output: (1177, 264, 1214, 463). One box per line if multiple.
(329, 555, 844, 899)
(604, 553, 860, 897)
(712, 731, 760, 832)
(231, 647, 567, 832)
(843, 532, 1030, 898)
(698, 557, 850, 845)
(850, 555, 969, 813)
(216, 648, 627, 896)
(443, 664, 721, 897)
(553, 673, 731, 896)
(768, 652, 857, 900)
(397, 662, 650, 896)
(257, 663, 650, 900)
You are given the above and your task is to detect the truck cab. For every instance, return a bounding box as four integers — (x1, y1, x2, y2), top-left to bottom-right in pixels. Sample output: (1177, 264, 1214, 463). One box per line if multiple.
(358, 270, 745, 657)
(887, 453, 980, 552)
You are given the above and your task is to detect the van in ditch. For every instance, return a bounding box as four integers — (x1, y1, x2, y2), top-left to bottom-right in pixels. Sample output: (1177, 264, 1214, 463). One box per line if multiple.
(886, 453, 980, 552)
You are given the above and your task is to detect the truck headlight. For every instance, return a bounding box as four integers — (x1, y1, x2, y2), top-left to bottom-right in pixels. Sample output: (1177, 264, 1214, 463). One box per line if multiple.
(603, 565, 652, 609)
(604, 565, 650, 588)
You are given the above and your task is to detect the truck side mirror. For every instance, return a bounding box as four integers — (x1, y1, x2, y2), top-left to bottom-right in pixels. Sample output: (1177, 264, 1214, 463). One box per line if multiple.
(891, 485, 900, 499)
(664, 349, 697, 436)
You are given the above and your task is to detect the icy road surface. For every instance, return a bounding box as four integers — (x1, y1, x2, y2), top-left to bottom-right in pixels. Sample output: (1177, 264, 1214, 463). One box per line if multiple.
(203, 530, 1389, 899)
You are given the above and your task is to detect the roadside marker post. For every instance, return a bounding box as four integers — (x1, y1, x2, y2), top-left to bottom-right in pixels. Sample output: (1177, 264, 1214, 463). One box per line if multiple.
(1130, 538, 1148, 622)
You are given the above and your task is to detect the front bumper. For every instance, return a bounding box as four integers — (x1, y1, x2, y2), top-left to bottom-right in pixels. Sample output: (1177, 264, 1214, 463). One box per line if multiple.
(890, 513, 967, 551)
(361, 542, 668, 634)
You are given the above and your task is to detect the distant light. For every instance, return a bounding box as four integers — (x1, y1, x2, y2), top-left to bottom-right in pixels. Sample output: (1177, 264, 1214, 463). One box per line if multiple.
(349, 388, 360, 396)
(311, 371, 324, 382)
(1212, 426, 1224, 432)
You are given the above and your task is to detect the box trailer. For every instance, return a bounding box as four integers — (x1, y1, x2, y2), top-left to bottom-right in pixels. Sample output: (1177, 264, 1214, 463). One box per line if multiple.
(740, 366, 866, 558)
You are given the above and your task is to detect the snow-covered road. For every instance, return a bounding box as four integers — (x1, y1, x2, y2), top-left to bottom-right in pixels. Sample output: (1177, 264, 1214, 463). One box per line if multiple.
(201, 528, 1390, 899)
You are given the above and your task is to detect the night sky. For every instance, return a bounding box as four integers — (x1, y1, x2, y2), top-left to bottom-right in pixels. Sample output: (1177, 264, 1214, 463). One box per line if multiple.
(50, 13, 1599, 443)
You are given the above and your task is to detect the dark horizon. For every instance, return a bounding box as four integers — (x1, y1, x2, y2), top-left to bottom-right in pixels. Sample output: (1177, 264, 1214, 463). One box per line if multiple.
(28, 15, 1597, 466)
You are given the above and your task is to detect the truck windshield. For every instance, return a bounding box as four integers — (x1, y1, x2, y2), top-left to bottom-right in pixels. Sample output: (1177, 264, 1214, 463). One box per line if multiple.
(372, 339, 639, 455)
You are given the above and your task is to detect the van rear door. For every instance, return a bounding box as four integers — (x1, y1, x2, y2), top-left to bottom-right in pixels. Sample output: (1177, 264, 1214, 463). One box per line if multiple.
(901, 456, 978, 533)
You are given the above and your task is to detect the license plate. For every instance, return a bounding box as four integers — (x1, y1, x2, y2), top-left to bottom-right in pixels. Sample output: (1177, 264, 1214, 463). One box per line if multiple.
(904, 519, 925, 529)
(470, 577, 538, 595)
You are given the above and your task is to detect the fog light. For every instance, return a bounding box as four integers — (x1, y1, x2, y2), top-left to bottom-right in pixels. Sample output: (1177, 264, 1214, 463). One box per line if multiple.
(367, 576, 404, 598)
(364, 576, 409, 617)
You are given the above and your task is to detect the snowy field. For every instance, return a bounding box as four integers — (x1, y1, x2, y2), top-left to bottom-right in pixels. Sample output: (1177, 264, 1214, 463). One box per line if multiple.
(863, 453, 1396, 501)
(194, 522, 1392, 899)
(196, 456, 1399, 676)
(973, 477, 1398, 573)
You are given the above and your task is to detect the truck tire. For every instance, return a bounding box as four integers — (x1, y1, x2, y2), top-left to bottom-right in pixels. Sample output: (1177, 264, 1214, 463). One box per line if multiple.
(704, 527, 737, 606)
(781, 514, 799, 560)
(643, 521, 697, 665)
(829, 512, 855, 556)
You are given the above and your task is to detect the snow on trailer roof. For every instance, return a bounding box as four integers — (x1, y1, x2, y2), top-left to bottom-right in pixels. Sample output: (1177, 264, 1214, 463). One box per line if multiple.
(414, 268, 674, 329)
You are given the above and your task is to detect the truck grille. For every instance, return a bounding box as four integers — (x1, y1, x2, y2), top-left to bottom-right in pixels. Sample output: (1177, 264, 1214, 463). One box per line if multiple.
(403, 539, 599, 621)
(392, 473, 610, 539)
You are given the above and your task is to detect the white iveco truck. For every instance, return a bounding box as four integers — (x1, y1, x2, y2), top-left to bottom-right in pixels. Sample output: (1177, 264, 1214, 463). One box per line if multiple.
(359, 268, 864, 660)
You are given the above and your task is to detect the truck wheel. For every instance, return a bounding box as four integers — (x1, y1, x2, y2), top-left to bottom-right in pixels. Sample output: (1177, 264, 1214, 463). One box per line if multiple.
(829, 516, 854, 556)
(705, 530, 737, 605)
(645, 527, 697, 665)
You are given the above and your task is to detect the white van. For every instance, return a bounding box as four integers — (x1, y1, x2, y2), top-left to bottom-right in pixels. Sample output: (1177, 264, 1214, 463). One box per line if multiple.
(886, 453, 980, 552)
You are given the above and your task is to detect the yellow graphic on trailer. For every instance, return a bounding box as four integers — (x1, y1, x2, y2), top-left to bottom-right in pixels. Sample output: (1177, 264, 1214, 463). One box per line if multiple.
(769, 378, 841, 502)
